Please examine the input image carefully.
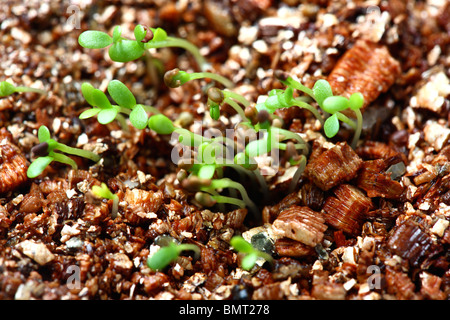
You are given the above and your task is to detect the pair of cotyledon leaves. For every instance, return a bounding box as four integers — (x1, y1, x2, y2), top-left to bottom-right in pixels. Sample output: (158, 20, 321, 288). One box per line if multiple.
(78, 25, 167, 63)
(79, 80, 148, 130)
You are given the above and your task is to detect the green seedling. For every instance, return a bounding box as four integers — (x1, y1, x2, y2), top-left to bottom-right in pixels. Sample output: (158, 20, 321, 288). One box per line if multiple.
(206, 87, 250, 121)
(164, 68, 234, 90)
(27, 126, 101, 178)
(79, 79, 159, 130)
(321, 92, 364, 149)
(230, 236, 273, 271)
(0, 81, 46, 97)
(91, 183, 119, 219)
(147, 237, 200, 271)
(78, 24, 207, 70)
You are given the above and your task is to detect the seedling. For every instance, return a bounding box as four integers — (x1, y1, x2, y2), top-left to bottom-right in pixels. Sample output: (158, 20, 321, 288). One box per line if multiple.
(79, 79, 159, 130)
(27, 126, 101, 178)
(0, 81, 46, 97)
(147, 237, 200, 271)
(321, 92, 364, 149)
(78, 24, 208, 71)
(206, 87, 250, 121)
(230, 235, 273, 271)
(91, 183, 119, 219)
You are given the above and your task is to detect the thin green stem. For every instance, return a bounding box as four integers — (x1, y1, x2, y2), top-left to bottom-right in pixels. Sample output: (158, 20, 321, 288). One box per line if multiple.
(351, 108, 363, 149)
(212, 194, 247, 208)
(271, 127, 307, 147)
(51, 152, 78, 170)
(115, 113, 129, 131)
(336, 112, 357, 130)
(55, 143, 101, 162)
(206, 178, 258, 214)
(14, 86, 46, 95)
(142, 104, 160, 114)
(174, 127, 210, 147)
(223, 90, 251, 108)
(224, 97, 248, 122)
(188, 72, 234, 88)
(288, 155, 307, 193)
(144, 37, 207, 71)
(291, 99, 324, 126)
(177, 243, 201, 257)
(283, 78, 315, 100)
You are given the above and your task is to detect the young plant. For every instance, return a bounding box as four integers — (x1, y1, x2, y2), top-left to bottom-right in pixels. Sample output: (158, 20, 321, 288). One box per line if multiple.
(91, 183, 119, 219)
(147, 237, 200, 271)
(79, 79, 159, 130)
(27, 126, 101, 178)
(321, 92, 364, 149)
(206, 87, 250, 121)
(230, 235, 273, 271)
(78, 24, 207, 71)
(0, 81, 46, 97)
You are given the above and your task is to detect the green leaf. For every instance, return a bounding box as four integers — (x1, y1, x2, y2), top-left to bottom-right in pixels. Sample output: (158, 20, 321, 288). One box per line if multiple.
(27, 156, 53, 178)
(349, 92, 364, 110)
(107, 80, 136, 108)
(134, 25, 147, 42)
(97, 108, 118, 124)
(241, 252, 258, 271)
(0, 81, 16, 97)
(322, 96, 349, 114)
(147, 243, 179, 271)
(313, 79, 333, 107)
(92, 89, 112, 109)
(284, 87, 293, 104)
(209, 104, 220, 120)
(81, 83, 96, 106)
(324, 113, 340, 138)
(129, 104, 148, 129)
(92, 183, 115, 200)
(151, 28, 167, 42)
(37, 125, 51, 142)
(112, 26, 122, 43)
(197, 164, 216, 180)
(148, 114, 175, 135)
(230, 236, 254, 254)
(108, 40, 145, 62)
(78, 30, 112, 49)
(79, 108, 101, 119)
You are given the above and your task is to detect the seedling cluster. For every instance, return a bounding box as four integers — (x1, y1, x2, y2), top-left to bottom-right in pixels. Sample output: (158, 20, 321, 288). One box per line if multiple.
(1, 23, 366, 273)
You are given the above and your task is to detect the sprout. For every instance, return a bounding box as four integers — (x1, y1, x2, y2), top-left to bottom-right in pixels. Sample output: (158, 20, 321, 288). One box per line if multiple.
(230, 236, 273, 271)
(27, 126, 101, 178)
(322, 92, 365, 148)
(147, 237, 200, 271)
(0, 81, 46, 97)
(91, 183, 119, 219)
(79, 24, 208, 70)
(79, 80, 159, 130)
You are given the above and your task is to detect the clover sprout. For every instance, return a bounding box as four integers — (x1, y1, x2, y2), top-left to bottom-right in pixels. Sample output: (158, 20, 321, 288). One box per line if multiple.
(91, 183, 119, 219)
(230, 236, 273, 271)
(79, 24, 207, 70)
(27, 126, 101, 178)
(79, 80, 159, 130)
(147, 237, 200, 271)
(0, 81, 46, 97)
